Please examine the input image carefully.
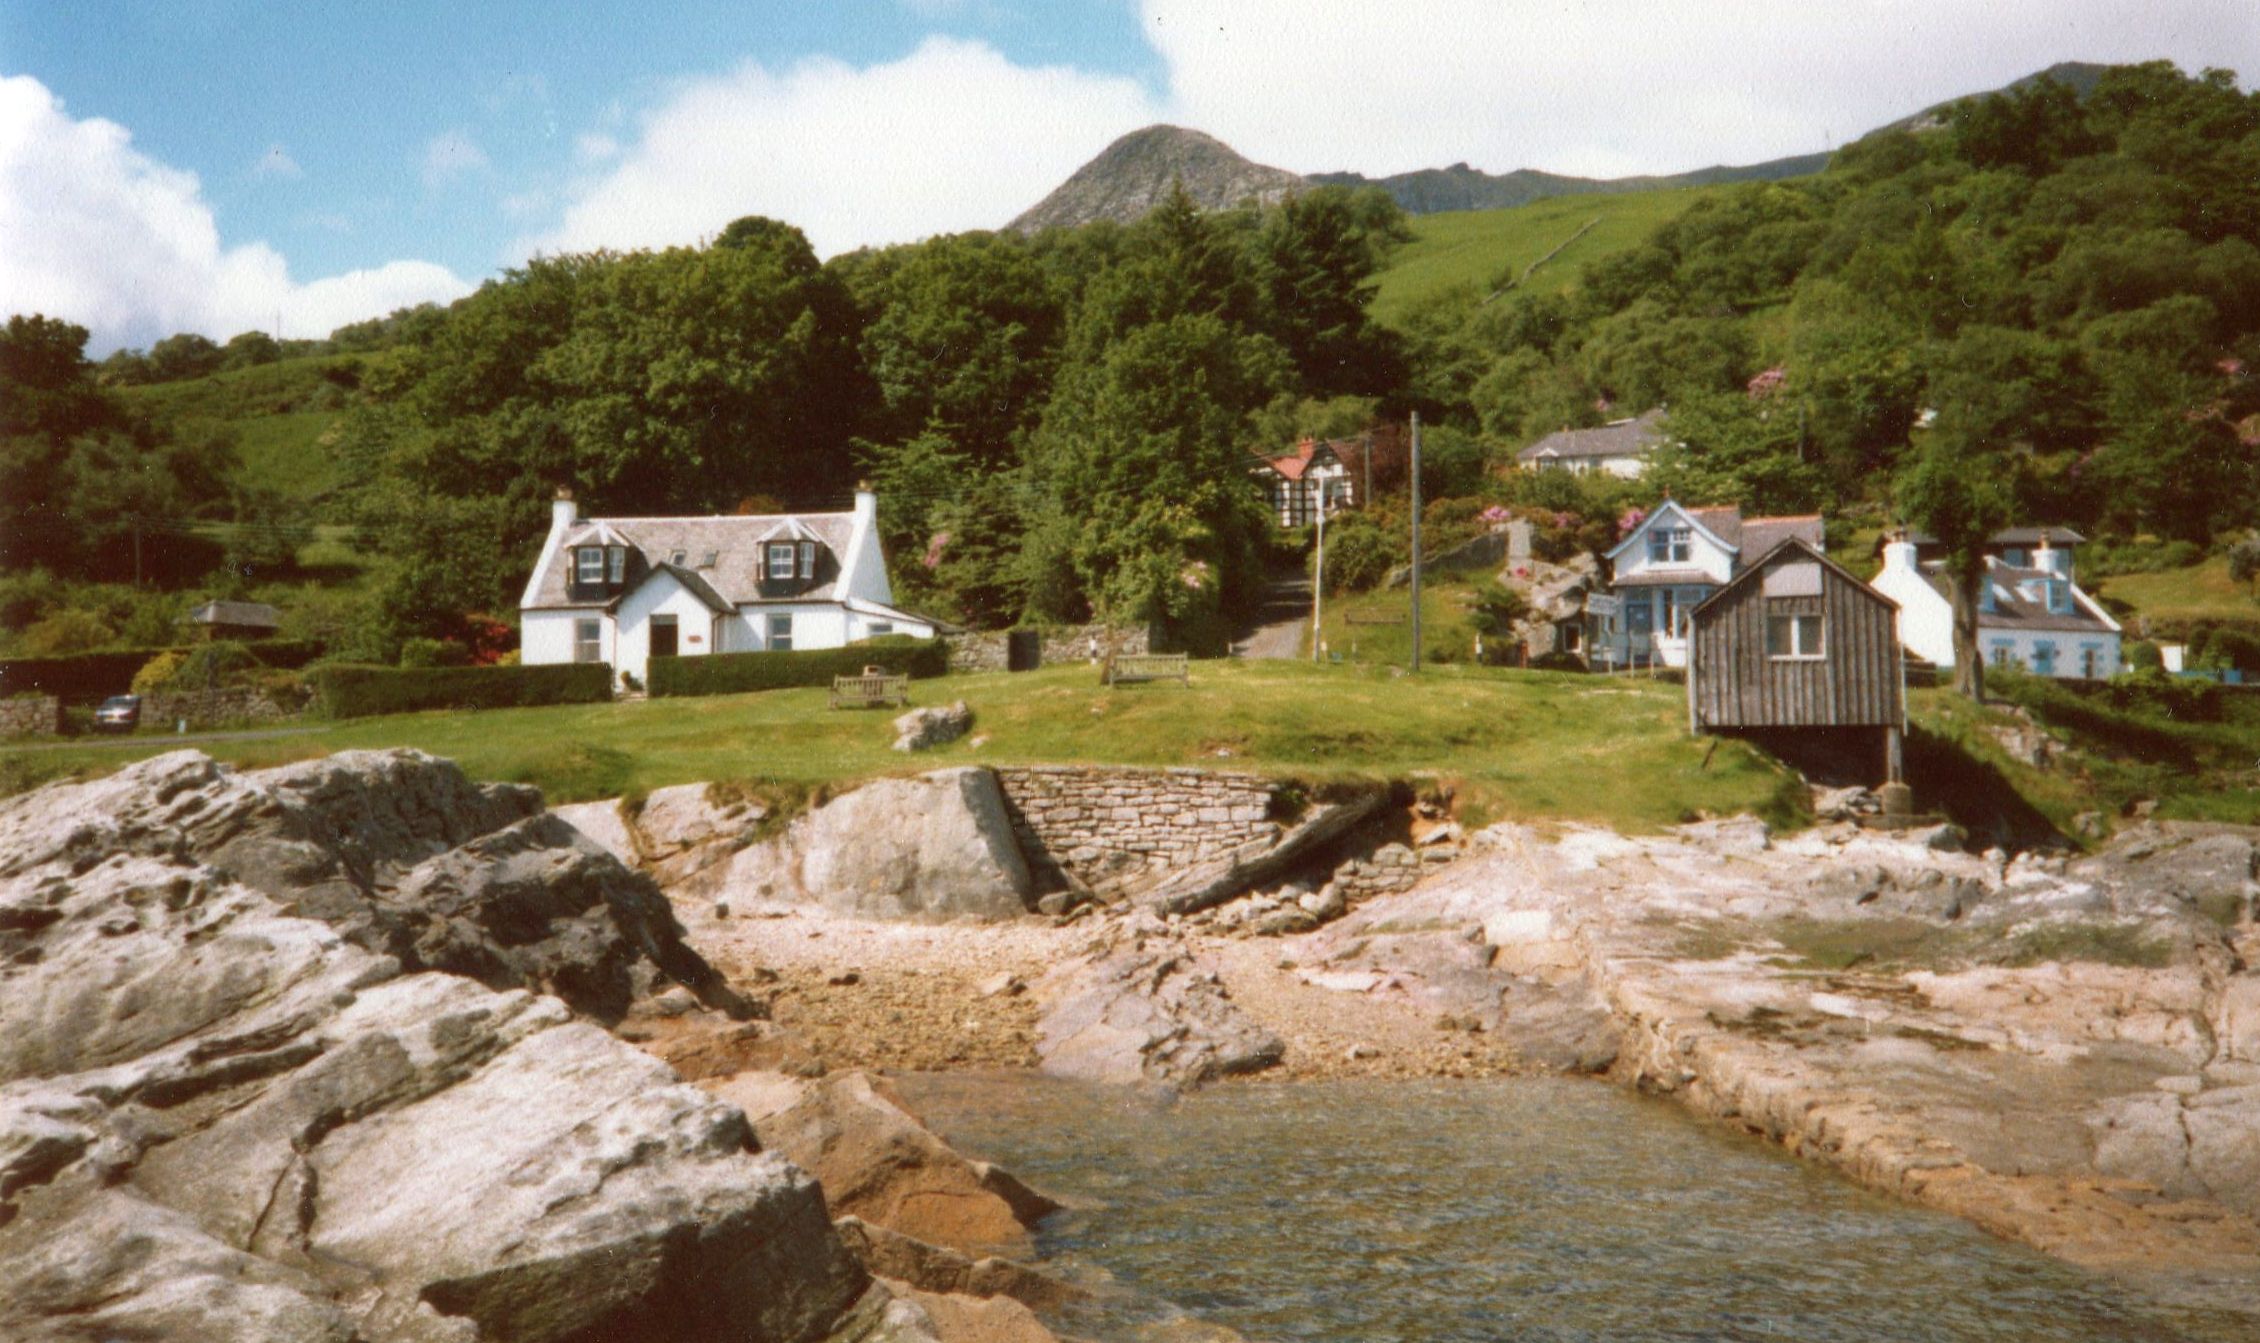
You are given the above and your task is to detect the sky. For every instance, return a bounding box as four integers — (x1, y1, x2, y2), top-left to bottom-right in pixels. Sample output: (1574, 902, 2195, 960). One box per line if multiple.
(3, 0, 2255, 353)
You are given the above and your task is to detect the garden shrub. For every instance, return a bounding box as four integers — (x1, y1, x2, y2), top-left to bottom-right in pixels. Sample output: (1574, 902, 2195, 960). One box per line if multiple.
(646, 637, 948, 698)
(311, 662, 612, 718)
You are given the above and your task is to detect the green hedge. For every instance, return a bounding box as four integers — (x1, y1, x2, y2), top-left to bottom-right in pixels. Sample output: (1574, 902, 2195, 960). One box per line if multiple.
(0, 638, 328, 702)
(648, 637, 949, 698)
(311, 662, 613, 719)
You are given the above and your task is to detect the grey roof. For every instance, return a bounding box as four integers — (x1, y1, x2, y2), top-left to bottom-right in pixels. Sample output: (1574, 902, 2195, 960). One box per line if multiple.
(1737, 514, 1825, 558)
(525, 512, 858, 611)
(1892, 525, 2087, 550)
(184, 600, 280, 629)
(1692, 537, 1895, 620)
(1922, 561, 2117, 635)
(1517, 408, 1668, 463)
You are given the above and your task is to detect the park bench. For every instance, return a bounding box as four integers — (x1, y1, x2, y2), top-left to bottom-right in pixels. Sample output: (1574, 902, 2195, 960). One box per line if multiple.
(1102, 651, 1190, 688)
(829, 666, 910, 709)
(1344, 612, 1406, 625)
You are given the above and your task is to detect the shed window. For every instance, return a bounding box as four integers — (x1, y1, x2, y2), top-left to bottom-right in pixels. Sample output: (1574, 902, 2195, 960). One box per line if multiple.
(769, 613, 793, 651)
(1648, 526, 1692, 564)
(1766, 612, 1823, 659)
(574, 618, 602, 663)
(767, 543, 797, 580)
(576, 548, 604, 585)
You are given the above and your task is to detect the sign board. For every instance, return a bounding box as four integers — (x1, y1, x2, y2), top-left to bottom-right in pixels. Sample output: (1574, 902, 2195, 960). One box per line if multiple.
(1585, 594, 1620, 617)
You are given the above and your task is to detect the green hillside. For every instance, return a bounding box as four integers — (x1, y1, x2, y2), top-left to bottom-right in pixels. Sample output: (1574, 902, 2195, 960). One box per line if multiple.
(1369, 185, 1734, 325)
(116, 353, 376, 508)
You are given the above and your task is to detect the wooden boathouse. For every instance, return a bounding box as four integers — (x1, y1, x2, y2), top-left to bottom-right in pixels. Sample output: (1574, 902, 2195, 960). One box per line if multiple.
(1687, 538, 1907, 783)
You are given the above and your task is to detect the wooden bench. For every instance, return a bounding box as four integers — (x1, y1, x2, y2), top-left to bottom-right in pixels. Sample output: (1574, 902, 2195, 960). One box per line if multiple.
(829, 666, 910, 709)
(1344, 612, 1406, 626)
(1102, 652, 1189, 688)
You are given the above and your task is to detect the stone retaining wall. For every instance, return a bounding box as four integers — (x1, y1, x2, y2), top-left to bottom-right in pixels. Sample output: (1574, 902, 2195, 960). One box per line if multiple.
(141, 685, 313, 730)
(945, 623, 1151, 674)
(992, 765, 1279, 894)
(0, 695, 61, 738)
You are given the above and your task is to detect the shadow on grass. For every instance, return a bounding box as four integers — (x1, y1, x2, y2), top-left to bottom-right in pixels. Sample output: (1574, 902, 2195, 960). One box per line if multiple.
(1905, 724, 2062, 850)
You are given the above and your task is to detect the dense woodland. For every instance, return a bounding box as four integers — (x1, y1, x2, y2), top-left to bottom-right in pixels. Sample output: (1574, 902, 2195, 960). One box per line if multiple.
(3, 61, 2256, 662)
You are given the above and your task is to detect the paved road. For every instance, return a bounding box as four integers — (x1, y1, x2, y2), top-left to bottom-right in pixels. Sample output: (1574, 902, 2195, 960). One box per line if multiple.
(2, 725, 331, 753)
(1232, 570, 1313, 659)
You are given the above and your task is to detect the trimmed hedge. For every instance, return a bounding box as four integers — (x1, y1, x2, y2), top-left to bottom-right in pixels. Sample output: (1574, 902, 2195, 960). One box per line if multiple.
(648, 637, 949, 698)
(0, 638, 327, 702)
(311, 662, 612, 719)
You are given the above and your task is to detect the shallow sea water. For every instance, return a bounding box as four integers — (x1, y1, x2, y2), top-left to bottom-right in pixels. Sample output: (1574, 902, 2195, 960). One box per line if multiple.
(898, 1074, 2258, 1343)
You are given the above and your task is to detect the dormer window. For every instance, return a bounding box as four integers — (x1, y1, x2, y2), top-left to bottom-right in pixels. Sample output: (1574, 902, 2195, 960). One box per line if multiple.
(2045, 580, 2071, 614)
(608, 546, 625, 584)
(1648, 526, 1691, 564)
(767, 542, 797, 580)
(576, 548, 604, 585)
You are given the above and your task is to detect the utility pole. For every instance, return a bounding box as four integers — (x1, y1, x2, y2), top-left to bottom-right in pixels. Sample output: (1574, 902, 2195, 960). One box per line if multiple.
(1311, 478, 1326, 662)
(1409, 412, 1423, 674)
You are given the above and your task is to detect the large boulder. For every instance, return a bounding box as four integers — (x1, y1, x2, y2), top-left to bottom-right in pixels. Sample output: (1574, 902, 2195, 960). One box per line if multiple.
(1037, 919, 1284, 1088)
(709, 770, 1033, 922)
(0, 752, 911, 1343)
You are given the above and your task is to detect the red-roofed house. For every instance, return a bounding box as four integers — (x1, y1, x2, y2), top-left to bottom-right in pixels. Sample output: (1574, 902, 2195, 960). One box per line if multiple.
(1256, 437, 1366, 527)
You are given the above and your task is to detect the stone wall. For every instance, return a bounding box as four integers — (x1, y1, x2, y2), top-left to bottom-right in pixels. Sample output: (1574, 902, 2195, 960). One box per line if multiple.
(992, 765, 1279, 894)
(945, 623, 1151, 674)
(0, 695, 61, 738)
(141, 685, 313, 730)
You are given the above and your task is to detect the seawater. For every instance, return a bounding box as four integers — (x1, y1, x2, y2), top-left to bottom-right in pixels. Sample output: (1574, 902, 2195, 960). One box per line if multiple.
(899, 1074, 2256, 1343)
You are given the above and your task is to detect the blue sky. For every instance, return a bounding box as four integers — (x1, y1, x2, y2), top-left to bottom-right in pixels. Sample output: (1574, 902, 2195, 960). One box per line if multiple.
(3, 1, 2255, 352)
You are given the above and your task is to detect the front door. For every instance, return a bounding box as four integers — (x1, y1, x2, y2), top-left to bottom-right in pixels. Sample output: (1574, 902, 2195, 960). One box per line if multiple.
(650, 615, 678, 659)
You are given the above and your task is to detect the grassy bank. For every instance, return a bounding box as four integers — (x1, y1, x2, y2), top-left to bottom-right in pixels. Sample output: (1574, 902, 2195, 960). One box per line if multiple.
(0, 659, 1803, 834)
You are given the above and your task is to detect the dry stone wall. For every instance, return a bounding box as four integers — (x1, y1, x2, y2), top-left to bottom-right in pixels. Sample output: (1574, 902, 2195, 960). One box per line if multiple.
(140, 684, 313, 730)
(0, 695, 60, 738)
(944, 623, 1151, 674)
(993, 765, 1279, 894)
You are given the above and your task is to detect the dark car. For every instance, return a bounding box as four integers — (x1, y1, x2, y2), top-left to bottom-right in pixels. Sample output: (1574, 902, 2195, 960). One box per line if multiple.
(94, 694, 142, 733)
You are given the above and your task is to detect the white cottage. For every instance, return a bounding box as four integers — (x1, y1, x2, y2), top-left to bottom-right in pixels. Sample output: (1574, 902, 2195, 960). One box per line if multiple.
(518, 487, 935, 687)
(1592, 501, 1825, 669)
(1870, 533, 2121, 680)
(1515, 408, 1670, 478)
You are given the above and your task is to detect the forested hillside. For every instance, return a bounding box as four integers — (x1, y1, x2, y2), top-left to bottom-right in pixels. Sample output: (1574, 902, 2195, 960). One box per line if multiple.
(4, 61, 2255, 666)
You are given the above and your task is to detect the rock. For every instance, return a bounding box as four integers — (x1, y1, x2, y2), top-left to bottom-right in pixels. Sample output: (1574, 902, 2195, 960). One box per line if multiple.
(713, 770, 1033, 923)
(1037, 935, 1284, 1088)
(550, 798, 639, 864)
(1297, 884, 1347, 921)
(893, 702, 975, 753)
(1674, 815, 1770, 855)
(1417, 822, 1464, 848)
(975, 972, 1026, 999)
(1034, 891, 1077, 918)
(706, 1071, 1059, 1256)
(1905, 822, 1965, 852)
(833, 1218, 1080, 1311)
(880, 1280, 1060, 1343)
(1813, 786, 1880, 822)
(0, 752, 887, 1343)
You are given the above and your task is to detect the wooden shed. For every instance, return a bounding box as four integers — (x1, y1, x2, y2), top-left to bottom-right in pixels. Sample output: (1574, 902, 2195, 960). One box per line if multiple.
(1687, 538, 1906, 782)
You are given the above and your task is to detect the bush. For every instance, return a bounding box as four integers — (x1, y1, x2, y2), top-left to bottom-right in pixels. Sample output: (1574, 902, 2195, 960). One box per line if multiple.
(131, 649, 189, 696)
(647, 638, 949, 698)
(1319, 515, 1398, 593)
(0, 648, 181, 702)
(310, 663, 613, 719)
(398, 637, 472, 669)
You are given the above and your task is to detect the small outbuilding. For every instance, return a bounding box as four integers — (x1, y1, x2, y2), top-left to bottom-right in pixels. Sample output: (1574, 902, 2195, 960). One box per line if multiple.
(183, 600, 281, 642)
(1686, 538, 1906, 784)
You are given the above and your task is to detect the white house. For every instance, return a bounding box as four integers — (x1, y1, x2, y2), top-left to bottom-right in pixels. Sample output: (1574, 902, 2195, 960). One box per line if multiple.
(518, 487, 936, 687)
(1591, 501, 1825, 669)
(1870, 534, 2121, 680)
(1256, 436, 1366, 527)
(1515, 408, 1669, 478)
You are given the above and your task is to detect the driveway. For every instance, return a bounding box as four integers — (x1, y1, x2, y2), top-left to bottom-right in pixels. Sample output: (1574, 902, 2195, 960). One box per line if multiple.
(1233, 569, 1312, 659)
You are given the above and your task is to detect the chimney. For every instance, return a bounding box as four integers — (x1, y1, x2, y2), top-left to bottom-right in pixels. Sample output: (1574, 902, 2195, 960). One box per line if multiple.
(2035, 535, 2073, 581)
(1881, 537, 1920, 574)
(551, 486, 577, 538)
(853, 481, 876, 528)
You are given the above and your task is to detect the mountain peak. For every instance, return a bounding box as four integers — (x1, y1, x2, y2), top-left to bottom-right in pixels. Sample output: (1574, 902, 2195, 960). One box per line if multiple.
(1009, 124, 1305, 233)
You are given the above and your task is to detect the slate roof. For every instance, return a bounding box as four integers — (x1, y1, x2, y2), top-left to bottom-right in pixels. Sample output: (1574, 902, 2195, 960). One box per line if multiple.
(1517, 408, 1668, 464)
(1922, 559, 2119, 635)
(1610, 503, 1824, 563)
(525, 512, 858, 611)
(184, 600, 281, 630)
(1892, 525, 2087, 550)
(1261, 436, 1368, 482)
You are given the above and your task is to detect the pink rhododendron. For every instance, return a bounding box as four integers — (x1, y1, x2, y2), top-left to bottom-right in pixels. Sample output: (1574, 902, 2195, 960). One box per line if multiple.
(922, 531, 951, 569)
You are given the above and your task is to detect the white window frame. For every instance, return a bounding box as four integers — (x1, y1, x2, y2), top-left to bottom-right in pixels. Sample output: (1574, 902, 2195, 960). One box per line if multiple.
(607, 546, 626, 584)
(2031, 640, 2058, 676)
(2080, 643, 2104, 679)
(576, 548, 604, 585)
(767, 542, 797, 580)
(769, 612, 794, 651)
(1989, 641, 2017, 668)
(1766, 612, 1824, 660)
(1647, 526, 1691, 565)
(574, 617, 602, 663)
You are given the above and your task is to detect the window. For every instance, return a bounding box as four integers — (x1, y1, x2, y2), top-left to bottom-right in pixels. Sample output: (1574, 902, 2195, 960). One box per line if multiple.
(2031, 641, 2057, 676)
(2045, 580, 2071, 615)
(1989, 641, 2017, 668)
(769, 613, 793, 651)
(2003, 548, 2028, 568)
(866, 620, 892, 638)
(1657, 590, 1679, 637)
(575, 548, 604, 585)
(607, 546, 626, 584)
(1647, 526, 1691, 564)
(767, 543, 797, 580)
(574, 618, 602, 663)
(1766, 613, 1824, 659)
(669, 549, 686, 566)
(2080, 644, 2104, 679)
(650, 614, 678, 659)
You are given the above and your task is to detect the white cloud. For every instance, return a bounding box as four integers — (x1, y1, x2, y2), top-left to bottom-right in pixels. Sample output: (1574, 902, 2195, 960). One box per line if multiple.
(573, 131, 620, 163)
(1142, 0, 2260, 178)
(249, 142, 302, 181)
(524, 36, 1158, 259)
(0, 75, 472, 351)
(421, 128, 491, 188)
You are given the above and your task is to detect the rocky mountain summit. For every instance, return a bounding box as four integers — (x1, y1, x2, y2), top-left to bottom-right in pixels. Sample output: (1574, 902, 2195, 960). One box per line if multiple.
(1008, 125, 1304, 232)
(0, 750, 971, 1343)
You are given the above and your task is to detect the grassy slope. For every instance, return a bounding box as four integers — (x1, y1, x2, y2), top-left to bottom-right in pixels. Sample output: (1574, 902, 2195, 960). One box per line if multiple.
(2098, 558, 2255, 632)
(1370, 185, 1732, 326)
(0, 660, 1803, 834)
(118, 354, 371, 506)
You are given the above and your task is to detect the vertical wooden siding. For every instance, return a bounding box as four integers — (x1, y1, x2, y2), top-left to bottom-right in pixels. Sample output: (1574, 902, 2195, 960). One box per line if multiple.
(1692, 564, 1901, 728)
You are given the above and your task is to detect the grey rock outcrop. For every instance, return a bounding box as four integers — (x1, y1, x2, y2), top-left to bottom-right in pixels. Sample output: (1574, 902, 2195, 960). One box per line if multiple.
(893, 702, 973, 753)
(710, 769, 1033, 922)
(1037, 917, 1285, 1087)
(0, 751, 907, 1343)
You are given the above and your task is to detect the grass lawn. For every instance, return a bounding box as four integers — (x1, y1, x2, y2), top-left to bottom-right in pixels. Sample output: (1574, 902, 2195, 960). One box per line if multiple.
(0, 660, 1804, 835)
(1370, 186, 1730, 326)
(2098, 557, 2255, 631)
(1313, 578, 1484, 667)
